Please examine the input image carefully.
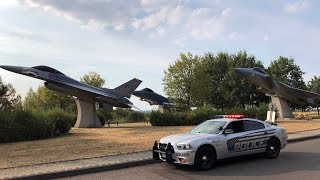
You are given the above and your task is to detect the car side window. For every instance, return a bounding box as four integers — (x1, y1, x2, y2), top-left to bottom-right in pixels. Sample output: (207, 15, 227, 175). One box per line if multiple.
(243, 120, 265, 131)
(226, 121, 244, 133)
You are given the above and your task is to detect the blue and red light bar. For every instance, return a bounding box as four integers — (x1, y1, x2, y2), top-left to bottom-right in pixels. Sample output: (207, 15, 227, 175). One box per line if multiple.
(215, 114, 244, 119)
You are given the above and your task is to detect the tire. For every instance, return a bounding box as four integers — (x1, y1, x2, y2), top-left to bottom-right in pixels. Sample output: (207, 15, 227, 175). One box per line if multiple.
(194, 146, 216, 170)
(265, 138, 281, 159)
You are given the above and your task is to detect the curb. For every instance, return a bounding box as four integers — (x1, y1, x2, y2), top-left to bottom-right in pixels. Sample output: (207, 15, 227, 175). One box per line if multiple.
(287, 128, 320, 134)
(8, 134, 320, 180)
(12, 159, 162, 180)
(287, 134, 320, 143)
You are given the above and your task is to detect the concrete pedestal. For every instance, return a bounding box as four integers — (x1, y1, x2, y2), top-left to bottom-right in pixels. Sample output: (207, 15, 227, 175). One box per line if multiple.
(271, 96, 294, 118)
(158, 106, 170, 113)
(73, 97, 102, 128)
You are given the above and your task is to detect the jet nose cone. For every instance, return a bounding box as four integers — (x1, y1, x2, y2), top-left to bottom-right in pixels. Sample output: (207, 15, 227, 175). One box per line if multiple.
(234, 68, 251, 78)
(0, 65, 25, 74)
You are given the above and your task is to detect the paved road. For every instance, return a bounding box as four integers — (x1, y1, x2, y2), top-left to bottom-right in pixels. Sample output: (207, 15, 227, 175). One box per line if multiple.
(62, 139, 320, 180)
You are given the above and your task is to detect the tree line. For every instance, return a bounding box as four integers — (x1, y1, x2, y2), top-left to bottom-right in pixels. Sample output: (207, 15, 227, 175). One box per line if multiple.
(163, 51, 320, 111)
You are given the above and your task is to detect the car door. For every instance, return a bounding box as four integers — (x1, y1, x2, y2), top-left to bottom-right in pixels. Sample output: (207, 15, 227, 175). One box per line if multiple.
(219, 120, 252, 159)
(242, 120, 271, 153)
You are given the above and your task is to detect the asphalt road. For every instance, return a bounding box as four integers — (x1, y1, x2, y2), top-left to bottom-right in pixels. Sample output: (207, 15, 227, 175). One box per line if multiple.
(62, 138, 320, 180)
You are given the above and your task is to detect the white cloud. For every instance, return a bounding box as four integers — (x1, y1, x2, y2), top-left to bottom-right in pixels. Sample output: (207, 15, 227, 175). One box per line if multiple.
(221, 7, 232, 17)
(148, 27, 166, 39)
(172, 35, 187, 47)
(132, 6, 185, 31)
(0, 34, 10, 46)
(228, 32, 244, 40)
(140, 0, 170, 12)
(186, 8, 231, 40)
(0, 25, 48, 43)
(0, 0, 18, 8)
(18, 0, 232, 41)
(114, 24, 125, 31)
(132, 5, 231, 40)
(18, 0, 141, 31)
(285, 0, 310, 13)
(24, 0, 40, 8)
(82, 19, 106, 31)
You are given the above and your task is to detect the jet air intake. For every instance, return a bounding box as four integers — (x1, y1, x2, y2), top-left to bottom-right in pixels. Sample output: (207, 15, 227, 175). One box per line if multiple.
(44, 82, 75, 96)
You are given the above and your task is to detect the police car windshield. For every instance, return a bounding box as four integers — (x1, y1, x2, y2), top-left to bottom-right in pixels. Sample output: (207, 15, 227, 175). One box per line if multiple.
(191, 121, 227, 134)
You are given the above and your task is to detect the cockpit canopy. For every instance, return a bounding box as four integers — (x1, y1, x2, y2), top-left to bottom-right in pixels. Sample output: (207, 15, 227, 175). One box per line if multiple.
(252, 67, 268, 75)
(32, 66, 65, 75)
(141, 88, 154, 93)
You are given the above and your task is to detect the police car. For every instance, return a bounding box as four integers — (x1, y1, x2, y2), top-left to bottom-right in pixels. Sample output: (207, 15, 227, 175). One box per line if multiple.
(153, 115, 287, 170)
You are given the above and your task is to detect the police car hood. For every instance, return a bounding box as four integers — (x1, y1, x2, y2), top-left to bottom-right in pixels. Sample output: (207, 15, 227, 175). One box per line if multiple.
(160, 132, 216, 144)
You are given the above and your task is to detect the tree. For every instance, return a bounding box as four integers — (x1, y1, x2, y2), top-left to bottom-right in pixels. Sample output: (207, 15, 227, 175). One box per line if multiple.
(80, 72, 105, 88)
(308, 76, 320, 115)
(205, 51, 268, 109)
(163, 52, 208, 109)
(204, 52, 231, 109)
(0, 76, 21, 111)
(24, 86, 76, 112)
(267, 56, 306, 89)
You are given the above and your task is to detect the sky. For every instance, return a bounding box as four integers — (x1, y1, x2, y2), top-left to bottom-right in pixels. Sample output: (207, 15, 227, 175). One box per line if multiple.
(0, 0, 319, 111)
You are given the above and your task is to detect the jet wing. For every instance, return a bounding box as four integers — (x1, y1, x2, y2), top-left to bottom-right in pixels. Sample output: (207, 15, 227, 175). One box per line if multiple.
(46, 78, 119, 100)
(278, 82, 320, 99)
(278, 82, 320, 105)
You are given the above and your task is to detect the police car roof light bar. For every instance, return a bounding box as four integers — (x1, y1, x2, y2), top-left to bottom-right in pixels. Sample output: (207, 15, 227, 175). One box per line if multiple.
(215, 114, 244, 119)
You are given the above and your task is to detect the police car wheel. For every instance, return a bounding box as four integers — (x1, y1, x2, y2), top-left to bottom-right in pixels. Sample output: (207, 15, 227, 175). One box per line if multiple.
(194, 147, 216, 170)
(265, 138, 280, 159)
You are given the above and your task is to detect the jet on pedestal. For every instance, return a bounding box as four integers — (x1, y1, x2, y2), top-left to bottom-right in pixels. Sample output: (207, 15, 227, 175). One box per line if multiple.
(0, 65, 142, 109)
(133, 88, 174, 108)
(234, 67, 320, 106)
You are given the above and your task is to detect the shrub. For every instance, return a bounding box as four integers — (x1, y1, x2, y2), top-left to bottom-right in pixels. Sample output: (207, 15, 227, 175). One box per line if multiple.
(97, 109, 112, 126)
(150, 109, 218, 126)
(46, 108, 74, 136)
(126, 111, 145, 123)
(257, 103, 269, 120)
(150, 104, 270, 126)
(0, 108, 75, 143)
(112, 108, 146, 123)
(112, 108, 129, 121)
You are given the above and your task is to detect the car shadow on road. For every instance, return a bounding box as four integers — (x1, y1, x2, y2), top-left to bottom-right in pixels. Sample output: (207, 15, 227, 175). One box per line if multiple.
(170, 151, 320, 177)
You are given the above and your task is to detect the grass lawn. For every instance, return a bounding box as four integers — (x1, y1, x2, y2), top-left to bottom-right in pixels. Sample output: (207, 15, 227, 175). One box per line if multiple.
(1, 120, 320, 169)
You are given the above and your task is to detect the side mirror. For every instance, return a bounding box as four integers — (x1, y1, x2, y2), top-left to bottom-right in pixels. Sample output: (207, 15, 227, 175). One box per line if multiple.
(218, 126, 223, 131)
(224, 129, 234, 134)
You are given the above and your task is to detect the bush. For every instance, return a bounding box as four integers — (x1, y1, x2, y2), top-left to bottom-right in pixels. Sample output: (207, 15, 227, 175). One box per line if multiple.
(112, 108, 146, 123)
(150, 103, 270, 126)
(150, 109, 218, 126)
(97, 109, 112, 126)
(126, 111, 145, 123)
(0, 108, 75, 143)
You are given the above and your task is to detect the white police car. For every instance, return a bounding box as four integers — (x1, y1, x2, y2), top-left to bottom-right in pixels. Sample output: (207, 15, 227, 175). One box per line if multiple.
(153, 115, 287, 170)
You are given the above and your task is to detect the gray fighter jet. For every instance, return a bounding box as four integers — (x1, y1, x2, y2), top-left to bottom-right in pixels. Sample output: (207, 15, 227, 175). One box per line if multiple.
(234, 67, 320, 106)
(133, 88, 174, 108)
(0, 65, 142, 110)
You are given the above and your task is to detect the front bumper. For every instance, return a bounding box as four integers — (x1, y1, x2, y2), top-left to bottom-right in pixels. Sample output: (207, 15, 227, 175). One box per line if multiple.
(153, 142, 196, 165)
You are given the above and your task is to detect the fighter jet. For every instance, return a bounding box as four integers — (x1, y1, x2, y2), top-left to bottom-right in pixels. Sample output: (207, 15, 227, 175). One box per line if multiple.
(0, 65, 142, 110)
(133, 88, 174, 108)
(234, 67, 320, 106)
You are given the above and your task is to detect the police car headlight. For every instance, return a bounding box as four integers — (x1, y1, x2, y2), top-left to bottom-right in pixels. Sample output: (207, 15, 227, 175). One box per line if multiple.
(177, 144, 193, 150)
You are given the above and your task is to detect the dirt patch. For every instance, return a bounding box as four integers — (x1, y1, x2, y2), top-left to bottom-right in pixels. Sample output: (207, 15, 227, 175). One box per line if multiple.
(1, 120, 320, 169)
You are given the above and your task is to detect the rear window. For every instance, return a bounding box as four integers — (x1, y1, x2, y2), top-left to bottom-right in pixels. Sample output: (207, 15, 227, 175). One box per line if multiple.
(243, 120, 265, 131)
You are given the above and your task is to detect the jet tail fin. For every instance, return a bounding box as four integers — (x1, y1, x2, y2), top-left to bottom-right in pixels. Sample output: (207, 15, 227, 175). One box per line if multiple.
(113, 78, 142, 98)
